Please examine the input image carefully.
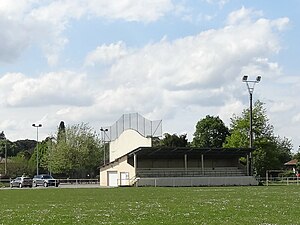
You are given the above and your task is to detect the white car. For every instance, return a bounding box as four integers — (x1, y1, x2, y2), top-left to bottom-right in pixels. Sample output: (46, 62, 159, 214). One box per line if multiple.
(10, 177, 33, 188)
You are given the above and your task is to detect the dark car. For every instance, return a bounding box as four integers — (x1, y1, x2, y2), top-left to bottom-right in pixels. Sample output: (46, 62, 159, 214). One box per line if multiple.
(10, 177, 33, 188)
(32, 174, 59, 187)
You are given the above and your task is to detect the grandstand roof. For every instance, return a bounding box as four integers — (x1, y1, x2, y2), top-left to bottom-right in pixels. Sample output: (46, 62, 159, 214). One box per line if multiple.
(127, 147, 253, 158)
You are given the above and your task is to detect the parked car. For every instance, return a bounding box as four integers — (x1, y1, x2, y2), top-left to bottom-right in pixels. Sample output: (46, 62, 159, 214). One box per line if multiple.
(32, 174, 59, 187)
(10, 176, 33, 188)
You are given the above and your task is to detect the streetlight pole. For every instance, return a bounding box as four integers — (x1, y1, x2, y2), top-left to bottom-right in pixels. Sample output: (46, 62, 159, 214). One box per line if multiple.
(48, 137, 55, 176)
(32, 124, 42, 175)
(100, 128, 108, 165)
(4, 141, 7, 175)
(242, 75, 261, 176)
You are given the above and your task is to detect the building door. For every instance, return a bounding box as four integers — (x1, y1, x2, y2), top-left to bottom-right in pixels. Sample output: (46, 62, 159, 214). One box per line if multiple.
(107, 171, 118, 187)
(120, 172, 129, 186)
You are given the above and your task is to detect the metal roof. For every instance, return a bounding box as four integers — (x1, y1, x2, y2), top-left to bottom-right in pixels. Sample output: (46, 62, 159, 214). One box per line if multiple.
(127, 147, 253, 158)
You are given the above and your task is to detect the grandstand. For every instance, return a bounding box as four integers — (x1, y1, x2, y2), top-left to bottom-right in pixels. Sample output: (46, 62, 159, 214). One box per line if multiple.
(127, 147, 258, 187)
(99, 113, 258, 187)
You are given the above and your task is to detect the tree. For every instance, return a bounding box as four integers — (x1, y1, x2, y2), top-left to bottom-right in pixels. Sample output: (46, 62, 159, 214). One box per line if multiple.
(192, 115, 229, 148)
(159, 133, 188, 147)
(57, 121, 66, 142)
(7, 152, 34, 177)
(0, 132, 7, 158)
(0, 131, 6, 140)
(224, 100, 293, 176)
(44, 123, 102, 178)
(29, 139, 50, 175)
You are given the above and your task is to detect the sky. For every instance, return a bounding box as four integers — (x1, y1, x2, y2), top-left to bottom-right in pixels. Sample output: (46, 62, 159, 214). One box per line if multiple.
(0, 0, 299, 152)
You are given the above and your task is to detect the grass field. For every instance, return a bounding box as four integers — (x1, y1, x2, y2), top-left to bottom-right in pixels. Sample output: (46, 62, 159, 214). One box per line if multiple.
(0, 186, 299, 225)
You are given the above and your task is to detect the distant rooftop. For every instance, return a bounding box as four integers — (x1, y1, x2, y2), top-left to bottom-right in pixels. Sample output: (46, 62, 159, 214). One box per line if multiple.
(284, 159, 298, 166)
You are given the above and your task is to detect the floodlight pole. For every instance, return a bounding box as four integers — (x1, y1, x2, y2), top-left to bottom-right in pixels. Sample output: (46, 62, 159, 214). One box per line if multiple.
(100, 127, 108, 165)
(242, 75, 261, 176)
(32, 124, 42, 175)
(242, 75, 261, 148)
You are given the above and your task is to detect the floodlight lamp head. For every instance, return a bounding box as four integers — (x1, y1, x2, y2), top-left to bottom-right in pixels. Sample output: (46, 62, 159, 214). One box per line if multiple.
(242, 75, 248, 81)
(32, 123, 42, 127)
(256, 76, 261, 82)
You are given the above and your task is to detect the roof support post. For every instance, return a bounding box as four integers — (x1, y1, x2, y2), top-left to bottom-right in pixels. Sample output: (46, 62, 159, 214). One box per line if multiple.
(184, 154, 188, 173)
(134, 153, 137, 176)
(246, 154, 249, 176)
(201, 154, 204, 175)
(249, 152, 252, 176)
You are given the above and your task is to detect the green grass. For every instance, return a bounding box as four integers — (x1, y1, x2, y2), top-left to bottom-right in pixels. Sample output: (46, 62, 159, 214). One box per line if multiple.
(0, 186, 299, 225)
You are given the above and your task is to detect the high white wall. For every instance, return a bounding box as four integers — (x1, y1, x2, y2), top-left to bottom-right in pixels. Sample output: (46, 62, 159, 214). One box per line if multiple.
(109, 129, 152, 162)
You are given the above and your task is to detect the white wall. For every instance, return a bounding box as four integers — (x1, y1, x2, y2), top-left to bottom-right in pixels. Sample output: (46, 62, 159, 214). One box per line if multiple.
(100, 156, 135, 186)
(109, 129, 152, 162)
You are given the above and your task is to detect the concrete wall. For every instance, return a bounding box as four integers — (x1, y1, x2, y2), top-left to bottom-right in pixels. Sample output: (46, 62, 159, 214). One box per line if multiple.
(136, 176, 258, 187)
(109, 129, 152, 163)
(100, 156, 135, 186)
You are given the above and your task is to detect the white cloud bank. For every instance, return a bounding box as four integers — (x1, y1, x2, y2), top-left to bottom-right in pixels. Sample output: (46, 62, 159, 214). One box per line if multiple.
(0, 6, 299, 151)
(0, 0, 175, 65)
(0, 71, 93, 107)
(91, 8, 288, 119)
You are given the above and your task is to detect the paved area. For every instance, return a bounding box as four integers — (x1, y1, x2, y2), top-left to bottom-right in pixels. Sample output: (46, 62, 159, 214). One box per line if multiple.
(1, 183, 110, 190)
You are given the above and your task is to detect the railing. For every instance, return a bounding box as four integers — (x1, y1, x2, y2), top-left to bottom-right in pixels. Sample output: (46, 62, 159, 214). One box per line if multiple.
(0, 178, 10, 187)
(0, 178, 100, 188)
(258, 176, 300, 186)
(137, 167, 246, 178)
(57, 179, 99, 188)
(117, 176, 139, 186)
(59, 178, 99, 185)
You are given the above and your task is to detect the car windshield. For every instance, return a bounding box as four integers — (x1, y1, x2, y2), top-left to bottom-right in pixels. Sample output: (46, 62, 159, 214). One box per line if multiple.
(43, 175, 53, 179)
(23, 178, 31, 180)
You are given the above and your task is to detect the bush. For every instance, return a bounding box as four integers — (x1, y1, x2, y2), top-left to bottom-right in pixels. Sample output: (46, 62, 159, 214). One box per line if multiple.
(279, 170, 295, 177)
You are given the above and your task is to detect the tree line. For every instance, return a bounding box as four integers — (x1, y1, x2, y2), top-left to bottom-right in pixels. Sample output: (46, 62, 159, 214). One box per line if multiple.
(0, 122, 103, 179)
(0, 100, 298, 178)
(155, 101, 297, 177)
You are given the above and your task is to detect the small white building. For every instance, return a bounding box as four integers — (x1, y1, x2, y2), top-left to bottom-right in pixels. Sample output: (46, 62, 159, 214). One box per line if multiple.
(99, 113, 162, 187)
(100, 129, 152, 187)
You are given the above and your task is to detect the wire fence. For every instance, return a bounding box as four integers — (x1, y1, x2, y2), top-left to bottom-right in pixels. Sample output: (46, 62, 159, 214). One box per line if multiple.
(102, 113, 162, 142)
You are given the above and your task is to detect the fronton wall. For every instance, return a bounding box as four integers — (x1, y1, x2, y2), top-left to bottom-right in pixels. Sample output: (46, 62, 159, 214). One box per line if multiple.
(109, 129, 152, 162)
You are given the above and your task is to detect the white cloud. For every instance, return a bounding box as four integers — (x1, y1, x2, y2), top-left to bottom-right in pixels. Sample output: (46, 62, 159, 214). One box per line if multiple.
(226, 7, 263, 25)
(84, 41, 128, 66)
(79, 10, 287, 124)
(0, 71, 93, 107)
(269, 102, 294, 113)
(1, 5, 299, 152)
(205, 0, 229, 8)
(86, 0, 174, 22)
(0, 0, 177, 65)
